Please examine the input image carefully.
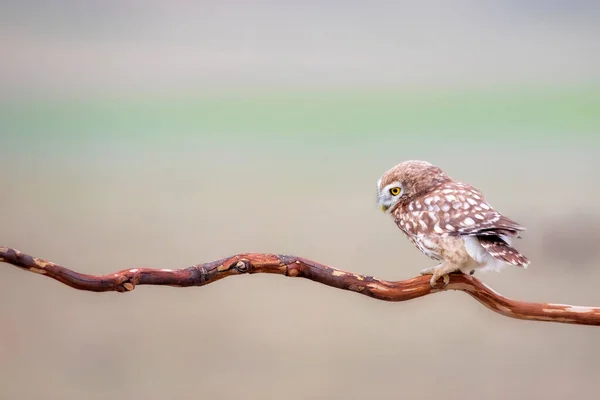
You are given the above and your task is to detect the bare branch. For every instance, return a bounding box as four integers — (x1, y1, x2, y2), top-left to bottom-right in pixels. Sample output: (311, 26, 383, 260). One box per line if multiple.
(1, 246, 599, 326)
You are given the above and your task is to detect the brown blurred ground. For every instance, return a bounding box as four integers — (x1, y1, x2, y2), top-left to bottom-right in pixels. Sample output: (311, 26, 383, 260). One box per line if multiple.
(1, 144, 599, 400)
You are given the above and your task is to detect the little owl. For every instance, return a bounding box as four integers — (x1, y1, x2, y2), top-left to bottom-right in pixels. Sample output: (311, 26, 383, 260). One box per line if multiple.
(376, 160, 529, 287)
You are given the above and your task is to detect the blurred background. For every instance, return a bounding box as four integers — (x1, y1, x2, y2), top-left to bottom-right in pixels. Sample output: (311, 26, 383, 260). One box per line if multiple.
(1, 1, 599, 399)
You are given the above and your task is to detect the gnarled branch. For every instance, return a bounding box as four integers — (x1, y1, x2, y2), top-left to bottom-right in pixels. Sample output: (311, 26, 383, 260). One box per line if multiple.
(1, 246, 599, 326)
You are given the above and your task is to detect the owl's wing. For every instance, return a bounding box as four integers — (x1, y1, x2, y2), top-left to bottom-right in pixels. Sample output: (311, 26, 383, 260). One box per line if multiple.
(453, 214, 525, 237)
(402, 182, 526, 238)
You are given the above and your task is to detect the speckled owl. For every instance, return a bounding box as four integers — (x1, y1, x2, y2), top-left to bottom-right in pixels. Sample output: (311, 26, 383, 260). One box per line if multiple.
(376, 160, 529, 287)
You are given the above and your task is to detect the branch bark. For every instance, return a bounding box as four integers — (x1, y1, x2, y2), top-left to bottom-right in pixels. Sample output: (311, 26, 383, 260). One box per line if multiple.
(2, 246, 599, 326)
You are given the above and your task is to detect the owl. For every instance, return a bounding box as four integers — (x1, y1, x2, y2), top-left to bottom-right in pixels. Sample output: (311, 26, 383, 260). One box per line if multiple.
(376, 160, 529, 287)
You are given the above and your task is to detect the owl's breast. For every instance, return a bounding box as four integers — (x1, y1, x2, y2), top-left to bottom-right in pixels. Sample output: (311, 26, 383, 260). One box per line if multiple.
(395, 211, 442, 260)
(407, 233, 443, 261)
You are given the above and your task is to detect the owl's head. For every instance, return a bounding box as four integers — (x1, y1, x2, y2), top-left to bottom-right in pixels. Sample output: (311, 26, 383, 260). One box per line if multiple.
(376, 160, 450, 214)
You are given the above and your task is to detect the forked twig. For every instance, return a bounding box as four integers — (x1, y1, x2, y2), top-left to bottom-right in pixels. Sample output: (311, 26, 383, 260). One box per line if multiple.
(1, 246, 599, 326)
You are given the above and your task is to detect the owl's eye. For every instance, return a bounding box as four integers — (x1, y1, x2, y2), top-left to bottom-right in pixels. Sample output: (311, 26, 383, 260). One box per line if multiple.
(389, 187, 401, 196)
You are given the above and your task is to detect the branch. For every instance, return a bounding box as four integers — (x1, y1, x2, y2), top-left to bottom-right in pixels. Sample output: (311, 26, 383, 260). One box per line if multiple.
(1, 246, 599, 326)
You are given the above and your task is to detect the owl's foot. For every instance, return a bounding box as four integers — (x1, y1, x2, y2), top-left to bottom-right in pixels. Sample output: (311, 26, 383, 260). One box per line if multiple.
(429, 271, 451, 288)
(420, 265, 440, 276)
(420, 264, 458, 288)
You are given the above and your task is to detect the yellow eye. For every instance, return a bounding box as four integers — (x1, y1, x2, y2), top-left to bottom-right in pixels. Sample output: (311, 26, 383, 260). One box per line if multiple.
(389, 187, 401, 196)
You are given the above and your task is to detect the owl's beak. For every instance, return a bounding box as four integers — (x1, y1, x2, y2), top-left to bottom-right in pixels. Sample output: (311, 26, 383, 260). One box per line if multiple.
(380, 204, 389, 213)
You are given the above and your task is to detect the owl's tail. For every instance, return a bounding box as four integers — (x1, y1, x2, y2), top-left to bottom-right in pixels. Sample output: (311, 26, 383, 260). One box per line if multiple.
(478, 236, 530, 268)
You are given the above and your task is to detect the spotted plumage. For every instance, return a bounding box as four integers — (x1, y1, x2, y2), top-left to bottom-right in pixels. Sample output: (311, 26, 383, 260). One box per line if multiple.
(376, 160, 529, 287)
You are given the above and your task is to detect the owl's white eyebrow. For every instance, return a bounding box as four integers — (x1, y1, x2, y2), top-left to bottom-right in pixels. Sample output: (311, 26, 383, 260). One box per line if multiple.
(382, 182, 401, 191)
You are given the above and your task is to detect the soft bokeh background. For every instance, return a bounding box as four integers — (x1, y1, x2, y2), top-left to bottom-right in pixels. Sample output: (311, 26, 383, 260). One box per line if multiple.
(1, 1, 600, 399)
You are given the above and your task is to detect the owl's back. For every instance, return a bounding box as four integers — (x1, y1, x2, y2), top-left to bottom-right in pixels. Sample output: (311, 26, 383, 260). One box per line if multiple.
(393, 180, 529, 267)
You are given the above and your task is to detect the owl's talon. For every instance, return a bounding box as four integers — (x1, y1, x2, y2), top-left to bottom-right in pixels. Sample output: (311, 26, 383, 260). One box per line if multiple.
(429, 275, 437, 287)
(429, 272, 450, 288)
(442, 274, 450, 286)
